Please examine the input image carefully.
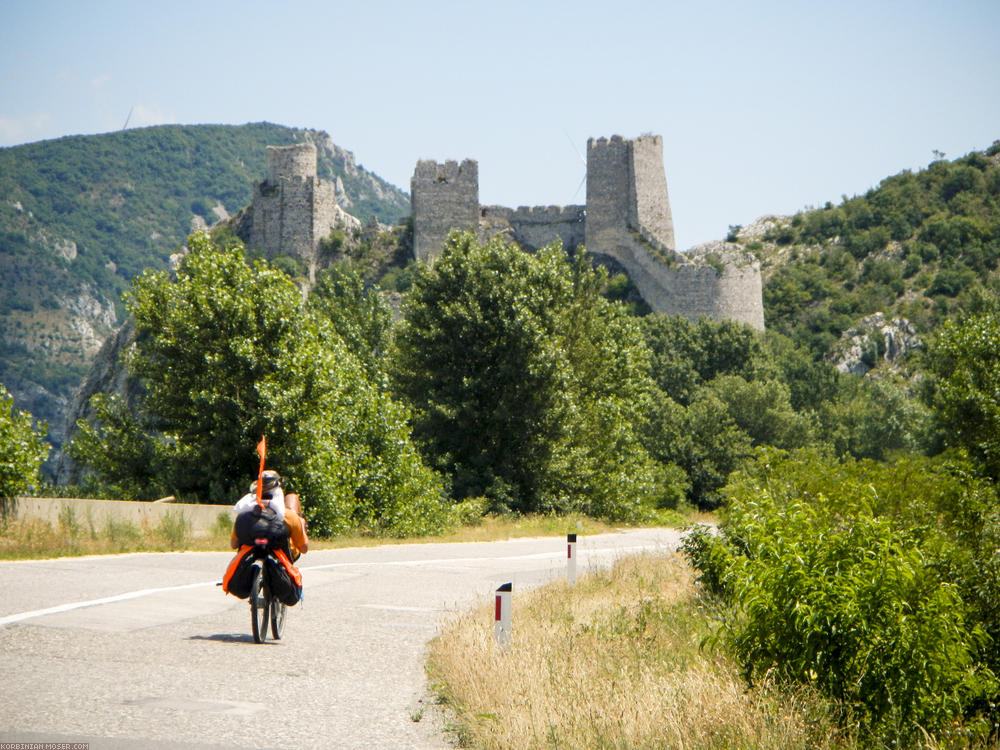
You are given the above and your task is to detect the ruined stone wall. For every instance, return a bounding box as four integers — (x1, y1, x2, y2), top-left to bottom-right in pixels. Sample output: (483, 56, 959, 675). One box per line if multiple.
(629, 135, 675, 251)
(585, 134, 676, 254)
(649, 263, 765, 329)
(268, 142, 317, 182)
(481, 204, 586, 251)
(411, 159, 479, 261)
(584, 136, 633, 255)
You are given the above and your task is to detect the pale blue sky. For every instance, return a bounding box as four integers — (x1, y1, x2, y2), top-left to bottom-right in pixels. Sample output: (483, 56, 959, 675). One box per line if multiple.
(2, 0, 998, 250)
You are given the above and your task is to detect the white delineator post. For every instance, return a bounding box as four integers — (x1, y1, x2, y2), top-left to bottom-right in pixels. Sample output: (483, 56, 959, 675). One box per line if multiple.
(567, 533, 578, 585)
(494, 582, 512, 650)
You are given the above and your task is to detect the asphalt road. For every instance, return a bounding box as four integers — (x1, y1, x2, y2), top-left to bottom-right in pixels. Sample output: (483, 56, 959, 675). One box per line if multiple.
(0, 527, 685, 750)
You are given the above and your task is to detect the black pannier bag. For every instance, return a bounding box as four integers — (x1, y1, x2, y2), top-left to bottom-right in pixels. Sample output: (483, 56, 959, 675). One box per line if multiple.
(265, 555, 302, 606)
(233, 504, 289, 550)
(225, 551, 257, 600)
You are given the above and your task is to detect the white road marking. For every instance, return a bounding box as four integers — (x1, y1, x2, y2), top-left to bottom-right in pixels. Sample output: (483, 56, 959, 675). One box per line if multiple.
(0, 580, 215, 627)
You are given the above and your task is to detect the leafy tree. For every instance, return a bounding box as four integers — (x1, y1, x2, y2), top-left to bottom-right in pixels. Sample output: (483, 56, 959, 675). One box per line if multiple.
(816, 376, 932, 461)
(707, 375, 814, 449)
(640, 314, 764, 405)
(639, 387, 751, 509)
(924, 309, 1000, 479)
(306, 264, 393, 379)
(71, 232, 446, 535)
(0, 385, 49, 509)
(393, 233, 667, 518)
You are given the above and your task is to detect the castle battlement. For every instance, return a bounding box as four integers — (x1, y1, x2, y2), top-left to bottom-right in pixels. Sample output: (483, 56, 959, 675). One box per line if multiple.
(510, 205, 586, 222)
(588, 135, 629, 150)
(413, 159, 477, 183)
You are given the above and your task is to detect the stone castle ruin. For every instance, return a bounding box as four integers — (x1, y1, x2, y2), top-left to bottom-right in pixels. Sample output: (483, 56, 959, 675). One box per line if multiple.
(233, 135, 763, 329)
(411, 134, 765, 330)
(237, 142, 358, 283)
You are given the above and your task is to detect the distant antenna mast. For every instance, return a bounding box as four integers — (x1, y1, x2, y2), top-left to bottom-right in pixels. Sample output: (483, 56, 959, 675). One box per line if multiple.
(122, 106, 134, 130)
(564, 130, 587, 200)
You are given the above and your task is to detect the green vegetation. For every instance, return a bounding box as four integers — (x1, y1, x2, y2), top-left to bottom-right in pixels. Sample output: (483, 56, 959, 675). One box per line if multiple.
(758, 144, 1000, 357)
(393, 233, 679, 519)
(70, 232, 446, 537)
(0, 384, 49, 510)
(684, 448, 1000, 746)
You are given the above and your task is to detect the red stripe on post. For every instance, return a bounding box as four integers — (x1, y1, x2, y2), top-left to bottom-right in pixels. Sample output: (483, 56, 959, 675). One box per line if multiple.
(495, 594, 502, 621)
(568, 544, 572, 559)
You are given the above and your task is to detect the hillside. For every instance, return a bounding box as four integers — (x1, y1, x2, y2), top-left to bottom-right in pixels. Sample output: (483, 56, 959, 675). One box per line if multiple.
(707, 142, 1000, 372)
(0, 123, 409, 443)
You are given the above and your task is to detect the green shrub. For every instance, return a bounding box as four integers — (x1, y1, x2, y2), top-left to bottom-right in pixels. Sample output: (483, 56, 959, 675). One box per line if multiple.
(685, 450, 1000, 745)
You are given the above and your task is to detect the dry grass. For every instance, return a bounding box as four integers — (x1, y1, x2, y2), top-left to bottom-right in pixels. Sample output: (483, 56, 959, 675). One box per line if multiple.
(428, 552, 853, 750)
(0, 507, 233, 559)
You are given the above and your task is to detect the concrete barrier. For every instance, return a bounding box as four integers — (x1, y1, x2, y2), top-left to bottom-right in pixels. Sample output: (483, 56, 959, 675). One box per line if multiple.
(12, 497, 233, 538)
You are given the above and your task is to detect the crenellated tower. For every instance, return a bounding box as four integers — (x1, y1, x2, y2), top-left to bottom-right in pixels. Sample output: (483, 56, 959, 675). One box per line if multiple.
(411, 159, 479, 261)
(247, 142, 341, 276)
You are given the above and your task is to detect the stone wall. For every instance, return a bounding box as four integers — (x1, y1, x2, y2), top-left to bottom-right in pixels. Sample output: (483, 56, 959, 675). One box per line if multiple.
(411, 159, 479, 261)
(629, 135, 676, 251)
(481, 204, 586, 251)
(267, 142, 318, 182)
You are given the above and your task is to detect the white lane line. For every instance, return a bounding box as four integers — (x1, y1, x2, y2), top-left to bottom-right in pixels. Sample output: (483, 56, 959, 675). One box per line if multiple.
(0, 542, 670, 628)
(0, 580, 216, 627)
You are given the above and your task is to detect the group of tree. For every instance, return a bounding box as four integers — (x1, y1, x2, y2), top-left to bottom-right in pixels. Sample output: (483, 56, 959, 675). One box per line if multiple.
(680, 297, 1000, 745)
(6, 216, 994, 526)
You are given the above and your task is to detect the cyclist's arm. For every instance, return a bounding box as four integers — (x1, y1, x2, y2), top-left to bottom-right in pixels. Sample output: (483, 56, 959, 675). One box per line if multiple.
(285, 509, 309, 554)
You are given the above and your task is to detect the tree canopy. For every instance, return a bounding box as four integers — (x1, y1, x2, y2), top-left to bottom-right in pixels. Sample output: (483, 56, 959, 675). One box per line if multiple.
(70, 232, 446, 536)
(0, 384, 48, 507)
(392, 233, 672, 519)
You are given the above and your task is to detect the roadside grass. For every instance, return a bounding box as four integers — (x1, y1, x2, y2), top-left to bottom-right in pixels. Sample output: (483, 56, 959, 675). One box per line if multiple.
(0, 506, 697, 560)
(427, 551, 858, 750)
(0, 507, 235, 559)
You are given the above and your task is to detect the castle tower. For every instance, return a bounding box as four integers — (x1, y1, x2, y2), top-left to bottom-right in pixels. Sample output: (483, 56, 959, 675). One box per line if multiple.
(406, 134, 764, 330)
(249, 142, 340, 269)
(411, 159, 479, 261)
(584, 135, 762, 329)
(585, 135, 676, 256)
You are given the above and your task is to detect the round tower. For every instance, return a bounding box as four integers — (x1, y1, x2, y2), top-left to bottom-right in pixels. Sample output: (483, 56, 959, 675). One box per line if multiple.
(267, 142, 317, 183)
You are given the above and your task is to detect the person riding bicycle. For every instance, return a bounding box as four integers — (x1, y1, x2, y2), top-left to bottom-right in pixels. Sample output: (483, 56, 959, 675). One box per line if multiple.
(231, 470, 309, 560)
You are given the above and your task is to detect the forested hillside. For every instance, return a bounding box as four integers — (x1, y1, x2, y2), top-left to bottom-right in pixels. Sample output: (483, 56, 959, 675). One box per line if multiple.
(742, 142, 1000, 364)
(0, 123, 409, 439)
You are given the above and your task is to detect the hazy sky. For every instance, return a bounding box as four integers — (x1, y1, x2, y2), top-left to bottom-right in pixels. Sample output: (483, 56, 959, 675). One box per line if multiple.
(2, 0, 998, 250)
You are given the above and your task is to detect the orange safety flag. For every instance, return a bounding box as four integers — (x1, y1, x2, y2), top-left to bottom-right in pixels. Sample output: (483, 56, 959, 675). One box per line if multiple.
(255, 436, 266, 508)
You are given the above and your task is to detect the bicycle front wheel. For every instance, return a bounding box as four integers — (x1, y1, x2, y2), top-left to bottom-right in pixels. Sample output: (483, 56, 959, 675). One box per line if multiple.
(250, 564, 269, 644)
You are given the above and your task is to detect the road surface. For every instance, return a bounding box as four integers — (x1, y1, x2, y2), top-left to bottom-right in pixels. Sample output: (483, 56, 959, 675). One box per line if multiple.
(0, 527, 684, 749)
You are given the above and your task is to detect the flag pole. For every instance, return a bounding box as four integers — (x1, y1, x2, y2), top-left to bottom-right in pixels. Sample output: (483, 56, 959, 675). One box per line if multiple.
(256, 436, 267, 509)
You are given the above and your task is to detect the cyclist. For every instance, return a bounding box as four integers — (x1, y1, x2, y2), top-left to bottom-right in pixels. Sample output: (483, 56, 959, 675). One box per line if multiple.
(231, 470, 309, 560)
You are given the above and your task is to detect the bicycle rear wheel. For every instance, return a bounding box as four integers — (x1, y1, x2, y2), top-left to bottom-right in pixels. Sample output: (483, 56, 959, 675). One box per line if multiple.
(250, 564, 269, 643)
(270, 600, 286, 640)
